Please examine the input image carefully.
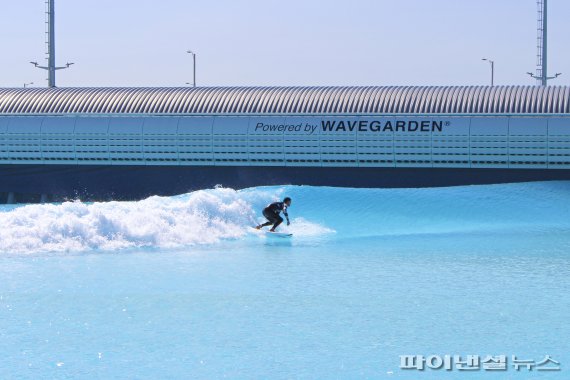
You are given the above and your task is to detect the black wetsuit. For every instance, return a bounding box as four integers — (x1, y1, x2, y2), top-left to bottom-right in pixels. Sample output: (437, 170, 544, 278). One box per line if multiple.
(261, 202, 289, 230)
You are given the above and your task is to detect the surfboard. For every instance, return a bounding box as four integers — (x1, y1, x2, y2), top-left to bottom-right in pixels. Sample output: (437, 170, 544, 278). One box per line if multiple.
(265, 231, 293, 238)
(252, 227, 292, 238)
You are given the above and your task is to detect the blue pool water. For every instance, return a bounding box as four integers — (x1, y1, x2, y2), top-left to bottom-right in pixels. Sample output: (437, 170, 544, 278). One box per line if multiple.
(0, 182, 569, 379)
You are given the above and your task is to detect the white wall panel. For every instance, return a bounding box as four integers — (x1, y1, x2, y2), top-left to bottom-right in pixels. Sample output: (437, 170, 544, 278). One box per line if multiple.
(177, 117, 214, 165)
(74, 117, 110, 134)
(213, 117, 249, 134)
(507, 118, 547, 168)
(108, 117, 144, 134)
(1, 114, 570, 171)
(283, 117, 321, 167)
(41, 116, 77, 135)
(213, 117, 249, 165)
(39, 117, 76, 162)
(108, 118, 144, 164)
(177, 117, 214, 134)
(509, 117, 547, 135)
(393, 118, 433, 168)
(548, 118, 570, 135)
(432, 117, 470, 168)
(470, 117, 509, 135)
(548, 118, 570, 168)
(470, 117, 508, 168)
(248, 117, 285, 166)
(356, 117, 395, 167)
(142, 117, 179, 164)
(6, 117, 43, 133)
(74, 118, 109, 164)
(143, 117, 179, 134)
(320, 117, 357, 167)
(41, 117, 76, 134)
(5, 117, 43, 161)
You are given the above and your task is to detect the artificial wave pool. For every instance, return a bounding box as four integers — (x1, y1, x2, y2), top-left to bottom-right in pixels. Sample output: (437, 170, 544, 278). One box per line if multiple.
(2, 181, 570, 254)
(0, 183, 569, 379)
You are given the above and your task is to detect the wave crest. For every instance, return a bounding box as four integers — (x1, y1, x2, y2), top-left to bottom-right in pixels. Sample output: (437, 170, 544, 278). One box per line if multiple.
(0, 188, 258, 254)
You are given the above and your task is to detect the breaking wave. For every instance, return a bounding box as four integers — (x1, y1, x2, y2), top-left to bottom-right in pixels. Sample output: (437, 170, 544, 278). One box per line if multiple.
(1, 181, 570, 254)
(0, 187, 331, 254)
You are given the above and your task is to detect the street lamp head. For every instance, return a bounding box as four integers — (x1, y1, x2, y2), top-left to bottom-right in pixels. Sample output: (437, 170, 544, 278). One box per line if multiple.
(30, 61, 38, 66)
(66, 62, 75, 67)
(482, 58, 487, 61)
(555, 73, 562, 77)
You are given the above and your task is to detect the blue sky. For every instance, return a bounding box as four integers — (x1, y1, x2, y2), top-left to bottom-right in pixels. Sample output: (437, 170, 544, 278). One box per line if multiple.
(1, 0, 568, 88)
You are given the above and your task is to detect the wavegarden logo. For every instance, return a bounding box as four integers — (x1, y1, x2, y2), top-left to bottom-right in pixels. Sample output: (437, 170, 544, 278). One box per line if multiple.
(321, 119, 446, 133)
(253, 119, 449, 135)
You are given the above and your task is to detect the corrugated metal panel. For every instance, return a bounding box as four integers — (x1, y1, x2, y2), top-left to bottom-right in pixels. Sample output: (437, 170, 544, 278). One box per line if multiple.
(0, 86, 569, 115)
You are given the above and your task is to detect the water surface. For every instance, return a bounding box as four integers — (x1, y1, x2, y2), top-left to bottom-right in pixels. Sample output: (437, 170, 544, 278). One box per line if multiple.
(1, 182, 569, 379)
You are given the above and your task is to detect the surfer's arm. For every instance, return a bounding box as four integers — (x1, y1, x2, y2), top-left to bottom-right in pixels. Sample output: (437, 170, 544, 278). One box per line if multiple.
(283, 208, 290, 225)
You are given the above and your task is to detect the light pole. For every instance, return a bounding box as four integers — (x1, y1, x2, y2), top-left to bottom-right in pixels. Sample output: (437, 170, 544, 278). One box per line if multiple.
(187, 50, 196, 87)
(526, 0, 561, 85)
(527, 71, 561, 84)
(30, 61, 74, 88)
(24, 82, 34, 88)
(30, 0, 74, 87)
(482, 58, 494, 86)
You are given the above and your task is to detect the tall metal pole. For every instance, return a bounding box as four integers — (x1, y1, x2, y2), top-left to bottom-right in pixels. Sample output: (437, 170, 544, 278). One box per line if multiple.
(48, 0, 56, 87)
(542, 0, 547, 86)
(527, 0, 561, 85)
(30, 0, 74, 87)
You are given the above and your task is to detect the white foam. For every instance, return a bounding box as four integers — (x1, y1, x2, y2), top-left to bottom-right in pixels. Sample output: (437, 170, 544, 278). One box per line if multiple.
(0, 188, 256, 254)
(0, 187, 333, 254)
(276, 217, 335, 237)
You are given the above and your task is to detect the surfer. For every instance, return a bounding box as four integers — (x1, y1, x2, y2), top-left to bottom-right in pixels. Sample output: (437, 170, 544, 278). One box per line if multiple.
(255, 197, 291, 232)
